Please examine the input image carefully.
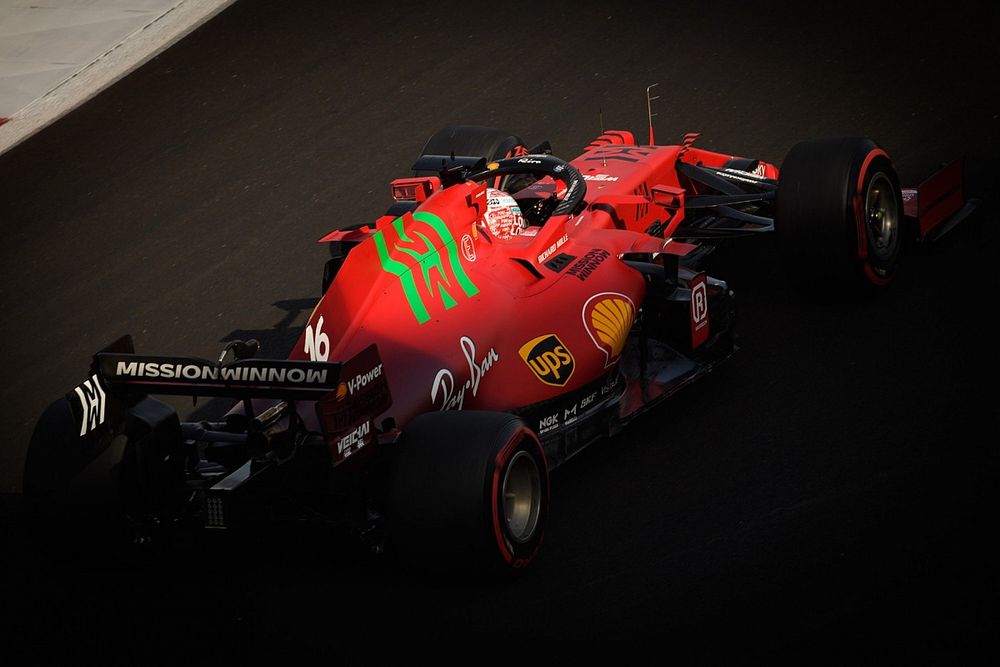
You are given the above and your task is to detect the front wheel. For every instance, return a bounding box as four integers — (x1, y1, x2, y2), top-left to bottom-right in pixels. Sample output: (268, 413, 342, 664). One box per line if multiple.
(417, 125, 532, 193)
(776, 137, 904, 291)
(387, 411, 548, 576)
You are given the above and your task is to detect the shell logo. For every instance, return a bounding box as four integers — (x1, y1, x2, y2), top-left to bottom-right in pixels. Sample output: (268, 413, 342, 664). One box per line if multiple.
(582, 293, 635, 367)
(335, 382, 349, 401)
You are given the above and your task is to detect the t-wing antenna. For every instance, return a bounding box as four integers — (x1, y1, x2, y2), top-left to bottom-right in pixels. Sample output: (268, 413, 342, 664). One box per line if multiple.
(599, 107, 606, 167)
(646, 83, 660, 145)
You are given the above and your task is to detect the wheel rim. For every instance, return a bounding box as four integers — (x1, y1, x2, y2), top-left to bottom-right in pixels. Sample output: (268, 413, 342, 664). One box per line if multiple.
(502, 449, 542, 543)
(865, 172, 899, 262)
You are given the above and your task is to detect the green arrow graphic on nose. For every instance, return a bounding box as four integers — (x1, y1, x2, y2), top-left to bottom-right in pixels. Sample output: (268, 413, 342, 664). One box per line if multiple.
(373, 211, 479, 324)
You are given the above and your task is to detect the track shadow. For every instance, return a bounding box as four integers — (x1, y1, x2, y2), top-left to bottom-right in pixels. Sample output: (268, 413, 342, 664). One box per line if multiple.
(220, 297, 318, 356)
(185, 297, 318, 422)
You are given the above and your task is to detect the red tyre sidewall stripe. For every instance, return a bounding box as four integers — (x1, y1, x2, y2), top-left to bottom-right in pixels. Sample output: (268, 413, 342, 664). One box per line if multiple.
(490, 427, 546, 567)
(852, 148, 890, 261)
(490, 433, 520, 563)
(864, 263, 891, 286)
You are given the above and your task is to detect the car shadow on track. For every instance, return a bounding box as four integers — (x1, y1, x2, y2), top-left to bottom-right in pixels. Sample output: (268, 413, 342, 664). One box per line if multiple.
(186, 296, 318, 422)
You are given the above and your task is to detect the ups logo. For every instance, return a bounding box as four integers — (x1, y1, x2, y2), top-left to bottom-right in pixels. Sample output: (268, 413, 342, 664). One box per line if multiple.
(519, 334, 575, 387)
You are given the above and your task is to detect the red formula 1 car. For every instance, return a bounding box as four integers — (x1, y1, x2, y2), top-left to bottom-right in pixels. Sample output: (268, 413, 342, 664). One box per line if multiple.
(24, 123, 974, 574)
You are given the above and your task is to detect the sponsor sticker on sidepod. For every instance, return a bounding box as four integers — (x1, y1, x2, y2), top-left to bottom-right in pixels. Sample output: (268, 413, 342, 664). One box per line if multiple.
(316, 344, 391, 465)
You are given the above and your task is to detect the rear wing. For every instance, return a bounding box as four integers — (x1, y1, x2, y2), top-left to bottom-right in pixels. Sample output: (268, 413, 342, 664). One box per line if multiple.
(55, 335, 391, 474)
(96, 353, 339, 400)
(903, 158, 979, 242)
(70, 335, 340, 437)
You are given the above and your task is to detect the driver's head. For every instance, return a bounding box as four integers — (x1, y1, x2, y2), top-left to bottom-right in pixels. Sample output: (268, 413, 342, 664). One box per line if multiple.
(483, 188, 525, 240)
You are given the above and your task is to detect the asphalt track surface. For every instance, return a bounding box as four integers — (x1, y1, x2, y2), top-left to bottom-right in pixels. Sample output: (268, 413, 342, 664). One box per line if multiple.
(1, 0, 997, 657)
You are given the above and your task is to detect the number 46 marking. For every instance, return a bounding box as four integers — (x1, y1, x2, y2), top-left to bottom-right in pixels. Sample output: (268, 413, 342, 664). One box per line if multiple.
(304, 315, 330, 361)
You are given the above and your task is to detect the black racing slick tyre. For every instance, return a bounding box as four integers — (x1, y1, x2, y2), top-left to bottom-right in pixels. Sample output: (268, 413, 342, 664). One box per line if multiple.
(418, 125, 531, 192)
(23, 397, 132, 562)
(23, 395, 183, 564)
(776, 137, 904, 291)
(387, 411, 548, 577)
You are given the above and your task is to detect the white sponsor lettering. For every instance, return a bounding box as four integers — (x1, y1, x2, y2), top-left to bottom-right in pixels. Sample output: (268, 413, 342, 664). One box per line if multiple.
(346, 363, 383, 396)
(537, 233, 569, 264)
(719, 168, 767, 185)
(600, 372, 620, 396)
(117, 361, 219, 381)
(220, 366, 242, 381)
(517, 157, 542, 164)
(564, 403, 578, 424)
(583, 174, 619, 182)
(539, 413, 559, 434)
(114, 360, 327, 384)
(337, 420, 371, 456)
(580, 392, 596, 409)
(564, 180, 579, 201)
(73, 374, 106, 437)
(691, 281, 709, 330)
(304, 315, 330, 362)
(117, 361, 138, 376)
(431, 336, 499, 411)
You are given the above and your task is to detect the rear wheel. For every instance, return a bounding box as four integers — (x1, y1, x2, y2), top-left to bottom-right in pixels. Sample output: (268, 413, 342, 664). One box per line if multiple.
(23, 398, 133, 562)
(23, 396, 183, 564)
(387, 411, 548, 576)
(776, 137, 904, 291)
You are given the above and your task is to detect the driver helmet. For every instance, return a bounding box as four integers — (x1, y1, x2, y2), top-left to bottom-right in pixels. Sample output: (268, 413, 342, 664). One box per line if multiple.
(483, 188, 525, 240)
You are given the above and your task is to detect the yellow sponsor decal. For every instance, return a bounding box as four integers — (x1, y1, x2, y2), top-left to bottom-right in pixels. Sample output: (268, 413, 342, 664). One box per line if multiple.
(584, 293, 635, 367)
(519, 334, 575, 387)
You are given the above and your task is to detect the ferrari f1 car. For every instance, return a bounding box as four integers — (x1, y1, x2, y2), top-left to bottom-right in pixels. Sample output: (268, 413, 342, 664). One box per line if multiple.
(24, 123, 975, 574)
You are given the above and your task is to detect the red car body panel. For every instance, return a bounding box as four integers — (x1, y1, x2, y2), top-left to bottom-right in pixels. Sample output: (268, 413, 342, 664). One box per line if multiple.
(297, 132, 773, 446)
